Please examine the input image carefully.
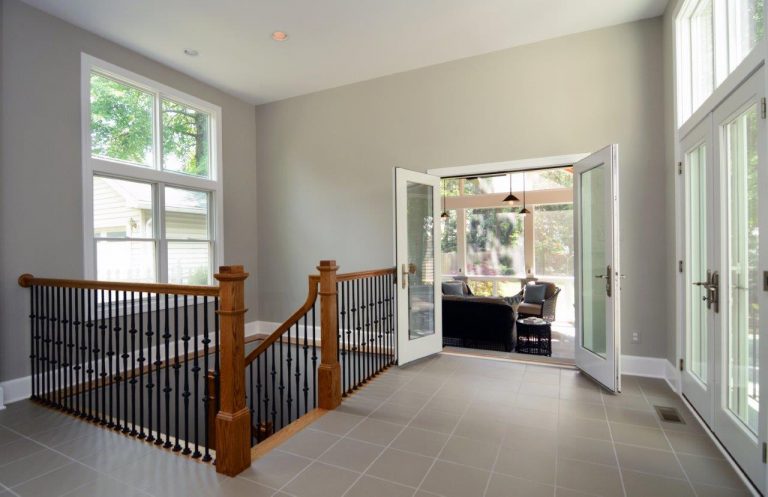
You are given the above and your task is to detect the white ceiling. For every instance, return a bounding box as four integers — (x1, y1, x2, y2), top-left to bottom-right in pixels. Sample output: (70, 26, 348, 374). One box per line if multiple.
(22, 0, 668, 105)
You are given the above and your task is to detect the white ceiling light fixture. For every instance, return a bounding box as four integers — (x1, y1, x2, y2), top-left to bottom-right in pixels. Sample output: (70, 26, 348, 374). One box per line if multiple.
(271, 31, 288, 42)
(183, 48, 199, 56)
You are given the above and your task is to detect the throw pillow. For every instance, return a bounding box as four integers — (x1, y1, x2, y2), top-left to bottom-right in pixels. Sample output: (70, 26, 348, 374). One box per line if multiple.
(523, 284, 547, 304)
(442, 281, 465, 296)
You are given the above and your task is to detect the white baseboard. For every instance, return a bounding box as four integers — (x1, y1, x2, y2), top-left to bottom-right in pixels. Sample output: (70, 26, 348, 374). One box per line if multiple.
(621, 355, 680, 392)
(0, 320, 264, 407)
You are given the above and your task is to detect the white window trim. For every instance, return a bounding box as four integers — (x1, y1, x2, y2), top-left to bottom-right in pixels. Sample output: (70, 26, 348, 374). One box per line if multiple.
(80, 53, 224, 283)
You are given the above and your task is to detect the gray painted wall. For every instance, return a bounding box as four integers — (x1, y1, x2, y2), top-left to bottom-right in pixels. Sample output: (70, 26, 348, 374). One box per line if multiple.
(254, 17, 671, 358)
(663, 1, 682, 367)
(0, 0, 258, 382)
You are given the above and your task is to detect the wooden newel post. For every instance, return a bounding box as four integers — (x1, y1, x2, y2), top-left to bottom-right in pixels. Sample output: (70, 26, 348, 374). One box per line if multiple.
(214, 265, 250, 476)
(317, 260, 341, 410)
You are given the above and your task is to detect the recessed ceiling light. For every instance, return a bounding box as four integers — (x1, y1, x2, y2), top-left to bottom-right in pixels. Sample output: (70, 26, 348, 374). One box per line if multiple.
(184, 48, 199, 56)
(271, 31, 288, 42)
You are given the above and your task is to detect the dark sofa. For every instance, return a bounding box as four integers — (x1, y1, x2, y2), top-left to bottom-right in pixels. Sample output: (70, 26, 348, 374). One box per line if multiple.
(442, 282, 516, 352)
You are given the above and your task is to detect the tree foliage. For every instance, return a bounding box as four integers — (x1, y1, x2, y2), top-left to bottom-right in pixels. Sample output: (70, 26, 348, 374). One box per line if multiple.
(90, 73, 209, 177)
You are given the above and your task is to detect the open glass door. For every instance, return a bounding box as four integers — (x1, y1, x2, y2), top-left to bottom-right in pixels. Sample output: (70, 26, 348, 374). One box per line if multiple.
(395, 168, 442, 365)
(574, 145, 621, 392)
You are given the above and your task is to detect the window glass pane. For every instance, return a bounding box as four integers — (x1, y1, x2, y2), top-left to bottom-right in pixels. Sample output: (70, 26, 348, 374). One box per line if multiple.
(441, 179, 460, 197)
(406, 181, 435, 340)
(440, 210, 459, 275)
(534, 204, 574, 276)
(93, 176, 153, 238)
(164, 187, 209, 239)
(690, 0, 714, 113)
(467, 280, 494, 296)
(90, 73, 153, 166)
(168, 241, 211, 285)
(465, 208, 524, 276)
(725, 105, 759, 434)
(728, 0, 764, 71)
(162, 99, 211, 178)
(526, 169, 574, 190)
(686, 144, 709, 384)
(580, 164, 607, 358)
(97, 240, 156, 282)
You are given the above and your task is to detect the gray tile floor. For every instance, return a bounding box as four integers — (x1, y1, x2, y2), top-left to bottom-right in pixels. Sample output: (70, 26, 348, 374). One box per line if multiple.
(0, 353, 754, 497)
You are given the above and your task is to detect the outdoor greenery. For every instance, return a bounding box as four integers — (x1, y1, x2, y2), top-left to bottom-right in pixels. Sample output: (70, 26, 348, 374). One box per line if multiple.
(534, 203, 574, 276)
(90, 72, 210, 177)
(466, 207, 523, 276)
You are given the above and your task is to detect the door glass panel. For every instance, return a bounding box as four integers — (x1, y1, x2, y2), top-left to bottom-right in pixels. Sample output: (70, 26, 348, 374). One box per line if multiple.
(580, 164, 607, 358)
(687, 144, 709, 383)
(407, 181, 435, 340)
(725, 104, 759, 434)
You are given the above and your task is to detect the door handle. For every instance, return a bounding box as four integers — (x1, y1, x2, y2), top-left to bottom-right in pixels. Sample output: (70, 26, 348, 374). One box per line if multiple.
(593, 266, 612, 296)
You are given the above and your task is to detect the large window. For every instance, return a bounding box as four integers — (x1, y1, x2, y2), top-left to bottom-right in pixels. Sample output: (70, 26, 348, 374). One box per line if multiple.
(677, 0, 764, 123)
(83, 55, 222, 284)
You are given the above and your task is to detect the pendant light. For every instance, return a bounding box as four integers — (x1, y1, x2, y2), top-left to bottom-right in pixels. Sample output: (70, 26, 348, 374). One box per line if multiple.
(440, 183, 449, 219)
(502, 173, 519, 204)
(519, 172, 531, 215)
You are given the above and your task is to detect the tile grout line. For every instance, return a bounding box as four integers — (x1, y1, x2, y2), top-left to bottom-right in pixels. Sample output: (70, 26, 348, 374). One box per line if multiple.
(601, 382, 628, 497)
(637, 382, 701, 497)
(270, 363, 449, 496)
(0, 422, 159, 497)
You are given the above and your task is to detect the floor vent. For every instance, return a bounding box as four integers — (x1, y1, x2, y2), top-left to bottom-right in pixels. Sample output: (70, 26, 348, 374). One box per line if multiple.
(655, 405, 685, 424)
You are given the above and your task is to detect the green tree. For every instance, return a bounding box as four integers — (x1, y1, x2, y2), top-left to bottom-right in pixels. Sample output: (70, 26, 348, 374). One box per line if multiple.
(90, 73, 209, 177)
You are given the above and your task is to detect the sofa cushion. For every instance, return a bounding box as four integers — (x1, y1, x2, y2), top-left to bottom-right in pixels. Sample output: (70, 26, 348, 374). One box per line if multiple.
(523, 284, 548, 304)
(442, 281, 466, 296)
(518, 302, 543, 315)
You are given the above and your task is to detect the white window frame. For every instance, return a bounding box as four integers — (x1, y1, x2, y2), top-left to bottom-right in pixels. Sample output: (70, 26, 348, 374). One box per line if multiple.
(81, 53, 224, 283)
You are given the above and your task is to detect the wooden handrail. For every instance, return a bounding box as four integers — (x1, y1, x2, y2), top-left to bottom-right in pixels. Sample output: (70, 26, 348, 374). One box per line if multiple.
(336, 267, 396, 282)
(244, 275, 320, 365)
(17, 274, 219, 297)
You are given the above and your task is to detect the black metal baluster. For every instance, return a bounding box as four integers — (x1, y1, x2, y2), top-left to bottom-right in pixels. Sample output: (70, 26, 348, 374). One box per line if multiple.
(312, 304, 317, 407)
(112, 291, 121, 431)
(54, 287, 62, 408)
(33, 286, 40, 400)
(345, 281, 351, 393)
(192, 296, 201, 458)
(202, 300, 211, 461)
(270, 344, 277, 430)
(98, 289, 107, 423)
(173, 294, 182, 452)
(356, 280, 362, 389)
(295, 322, 300, 419)
(378, 276, 383, 373)
(78, 288, 86, 417)
(181, 295, 191, 454)
(106, 290, 114, 427)
(86, 288, 95, 420)
(62, 287, 71, 412)
(137, 293, 146, 438)
(338, 282, 345, 395)
(286, 322, 293, 424)
(69, 288, 76, 413)
(249, 360, 255, 446)
(262, 348, 269, 441)
(28, 286, 36, 400)
(279, 331, 284, 430)
(155, 294, 163, 446)
(391, 273, 396, 362)
(163, 294, 172, 449)
(367, 278, 372, 381)
(255, 355, 262, 444)
(57, 287, 65, 409)
(72, 287, 80, 415)
(122, 294, 129, 433)
(302, 311, 308, 415)
(129, 292, 137, 435)
(146, 292, 155, 442)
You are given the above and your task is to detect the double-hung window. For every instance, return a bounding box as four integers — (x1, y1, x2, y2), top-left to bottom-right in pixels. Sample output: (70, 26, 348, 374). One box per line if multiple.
(82, 55, 222, 285)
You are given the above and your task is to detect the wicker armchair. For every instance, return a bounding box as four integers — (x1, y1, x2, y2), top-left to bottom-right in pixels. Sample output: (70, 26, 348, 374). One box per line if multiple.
(510, 282, 561, 322)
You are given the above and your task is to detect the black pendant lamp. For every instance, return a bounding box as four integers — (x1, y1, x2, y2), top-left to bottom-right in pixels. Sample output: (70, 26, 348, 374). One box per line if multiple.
(503, 173, 519, 204)
(440, 184, 449, 219)
(519, 172, 531, 215)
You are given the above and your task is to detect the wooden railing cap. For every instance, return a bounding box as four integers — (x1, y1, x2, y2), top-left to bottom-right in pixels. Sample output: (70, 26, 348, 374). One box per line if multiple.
(317, 260, 338, 271)
(214, 265, 249, 281)
(18, 273, 34, 288)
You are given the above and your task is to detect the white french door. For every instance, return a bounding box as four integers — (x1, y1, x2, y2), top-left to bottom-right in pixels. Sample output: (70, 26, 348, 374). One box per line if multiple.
(394, 168, 443, 365)
(681, 69, 767, 492)
(680, 114, 716, 426)
(574, 145, 621, 392)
